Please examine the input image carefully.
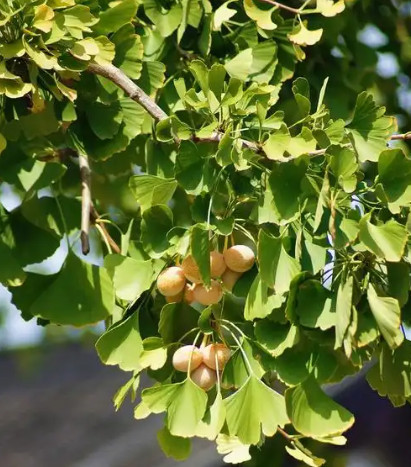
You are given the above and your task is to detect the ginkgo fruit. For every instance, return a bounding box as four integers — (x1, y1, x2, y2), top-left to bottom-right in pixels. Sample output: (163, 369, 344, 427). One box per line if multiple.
(190, 363, 217, 391)
(221, 268, 242, 292)
(183, 283, 195, 304)
(165, 290, 184, 303)
(201, 343, 231, 371)
(223, 245, 255, 272)
(172, 345, 203, 372)
(193, 280, 223, 306)
(181, 255, 202, 283)
(210, 250, 226, 278)
(157, 266, 186, 296)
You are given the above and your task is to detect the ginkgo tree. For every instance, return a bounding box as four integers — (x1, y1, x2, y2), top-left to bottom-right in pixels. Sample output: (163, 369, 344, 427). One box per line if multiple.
(1, 0, 411, 465)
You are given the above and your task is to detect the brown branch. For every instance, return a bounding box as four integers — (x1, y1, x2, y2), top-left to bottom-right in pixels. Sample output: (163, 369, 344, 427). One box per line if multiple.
(90, 207, 121, 255)
(87, 63, 168, 121)
(86, 63, 411, 163)
(258, 0, 300, 14)
(79, 153, 91, 255)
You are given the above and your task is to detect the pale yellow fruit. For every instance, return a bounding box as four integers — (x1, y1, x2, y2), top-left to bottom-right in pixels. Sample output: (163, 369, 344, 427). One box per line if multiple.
(181, 255, 202, 283)
(221, 268, 242, 292)
(223, 245, 255, 272)
(210, 250, 227, 278)
(157, 266, 186, 297)
(172, 345, 203, 372)
(190, 363, 217, 391)
(193, 280, 223, 306)
(201, 343, 231, 371)
(165, 290, 184, 303)
(183, 283, 195, 304)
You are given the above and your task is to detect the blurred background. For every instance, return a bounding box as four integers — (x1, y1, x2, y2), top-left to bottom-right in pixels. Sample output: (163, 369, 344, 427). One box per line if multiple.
(2, 1, 411, 466)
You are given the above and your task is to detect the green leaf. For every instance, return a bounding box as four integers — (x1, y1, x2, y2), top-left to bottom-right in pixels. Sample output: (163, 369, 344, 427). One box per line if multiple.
(129, 175, 177, 212)
(289, 22, 323, 46)
(112, 25, 144, 79)
(96, 312, 143, 371)
(244, 274, 284, 321)
(258, 231, 301, 293)
(196, 392, 226, 440)
(334, 276, 353, 348)
(159, 302, 199, 344)
(387, 262, 410, 307)
(143, 0, 183, 37)
(254, 322, 299, 357)
(157, 426, 192, 461)
(243, 0, 276, 30)
(93, 0, 138, 34)
(377, 149, 411, 211)
(348, 92, 396, 163)
(104, 254, 154, 302)
(328, 146, 358, 193)
(367, 284, 403, 349)
(224, 375, 288, 445)
(190, 223, 211, 286)
(0, 61, 32, 98)
(113, 374, 139, 411)
(296, 280, 336, 330)
(142, 379, 207, 437)
(268, 158, 308, 223)
(286, 441, 325, 467)
(216, 434, 251, 464)
(139, 337, 168, 370)
(86, 102, 122, 139)
(0, 133, 6, 155)
(30, 253, 114, 326)
(213, 1, 236, 31)
(367, 341, 411, 404)
(263, 125, 316, 161)
(359, 215, 407, 262)
(285, 377, 354, 437)
(0, 241, 26, 287)
(141, 205, 173, 258)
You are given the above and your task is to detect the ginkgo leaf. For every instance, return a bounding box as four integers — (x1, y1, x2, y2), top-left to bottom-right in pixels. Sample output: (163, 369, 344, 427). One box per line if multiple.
(142, 378, 208, 437)
(254, 321, 299, 357)
(129, 175, 177, 212)
(244, 274, 284, 320)
(224, 375, 289, 445)
(244, 0, 276, 30)
(359, 215, 407, 262)
(289, 22, 323, 46)
(157, 426, 192, 461)
(213, 1, 236, 30)
(216, 434, 251, 464)
(348, 92, 397, 162)
(286, 377, 354, 437)
(367, 284, 403, 349)
(317, 0, 345, 17)
(196, 392, 226, 440)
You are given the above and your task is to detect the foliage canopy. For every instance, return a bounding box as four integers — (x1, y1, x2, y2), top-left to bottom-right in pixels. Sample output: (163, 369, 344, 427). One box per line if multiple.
(1, 0, 411, 464)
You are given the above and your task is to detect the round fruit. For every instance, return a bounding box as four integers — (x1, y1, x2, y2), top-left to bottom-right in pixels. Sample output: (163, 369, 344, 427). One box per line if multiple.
(172, 345, 203, 372)
(201, 343, 231, 371)
(223, 245, 255, 273)
(193, 280, 223, 306)
(183, 283, 195, 304)
(181, 255, 202, 283)
(210, 250, 226, 278)
(190, 363, 217, 391)
(222, 268, 242, 292)
(165, 290, 184, 303)
(157, 266, 186, 297)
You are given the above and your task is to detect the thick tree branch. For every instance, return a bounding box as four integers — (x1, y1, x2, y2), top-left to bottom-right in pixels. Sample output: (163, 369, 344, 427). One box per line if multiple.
(87, 63, 168, 121)
(79, 153, 91, 255)
(87, 63, 411, 163)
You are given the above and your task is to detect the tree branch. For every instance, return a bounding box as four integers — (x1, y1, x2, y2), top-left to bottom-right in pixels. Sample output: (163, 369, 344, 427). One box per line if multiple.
(257, 0, 300, 14)
(79, 153, 91, 255)
(86, 63, 411, 163)
(87, 63, 168, 121)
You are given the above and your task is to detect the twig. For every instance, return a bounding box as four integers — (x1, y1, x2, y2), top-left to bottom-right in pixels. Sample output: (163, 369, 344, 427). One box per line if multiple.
(87, 63, 168, 121)
(86, 63, 411, 162)
(79, 153, 91, 255)
(90, 206, 121, 254)
(258, 0, 300, 14)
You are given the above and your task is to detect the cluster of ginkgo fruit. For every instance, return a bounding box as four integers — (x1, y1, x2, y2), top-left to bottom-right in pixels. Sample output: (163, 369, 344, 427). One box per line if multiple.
(156, 244, 256, 390)
(156, 245, 256, 305)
